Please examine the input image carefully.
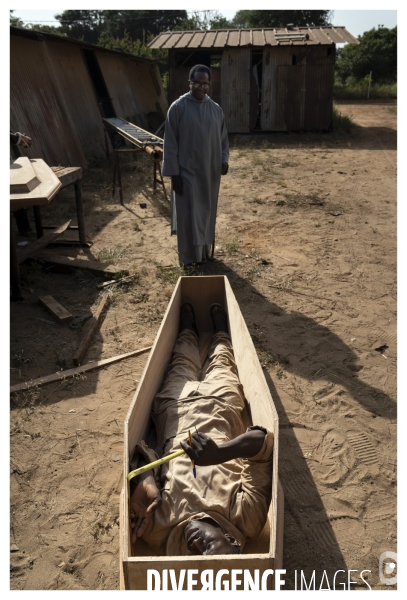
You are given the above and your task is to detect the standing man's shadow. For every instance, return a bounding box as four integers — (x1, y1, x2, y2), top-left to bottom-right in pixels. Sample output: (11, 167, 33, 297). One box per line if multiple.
(205, 261, 395, 420)
(199, 261, 395, 588)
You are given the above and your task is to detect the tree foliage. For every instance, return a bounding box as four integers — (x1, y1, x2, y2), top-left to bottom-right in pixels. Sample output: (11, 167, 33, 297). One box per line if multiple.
(335, 26, 397, 84)
(231, 10, 332, 28)
(55, 10, 187, 44)
(98, 30, 168, 62)
(54, 10, 105, 44)
(10, 10, 25, 28)
(10, 10, 66, 36)
(174, 10, 232, 31)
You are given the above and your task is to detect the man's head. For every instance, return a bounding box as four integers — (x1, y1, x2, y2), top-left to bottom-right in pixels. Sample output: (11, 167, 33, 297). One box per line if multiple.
(184, 519, 241, 555)
(189, 64, 211, 101)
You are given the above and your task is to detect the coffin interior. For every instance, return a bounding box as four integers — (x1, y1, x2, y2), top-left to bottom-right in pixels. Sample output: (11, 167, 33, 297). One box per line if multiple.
(122, 276, 281, 589)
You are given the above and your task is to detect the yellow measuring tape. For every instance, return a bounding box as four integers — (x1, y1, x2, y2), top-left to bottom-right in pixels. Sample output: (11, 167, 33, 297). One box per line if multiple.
(127, 448, 186, 483)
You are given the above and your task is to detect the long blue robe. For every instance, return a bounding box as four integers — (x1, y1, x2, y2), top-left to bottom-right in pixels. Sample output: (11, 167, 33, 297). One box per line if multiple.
(162, 92, 229, 265)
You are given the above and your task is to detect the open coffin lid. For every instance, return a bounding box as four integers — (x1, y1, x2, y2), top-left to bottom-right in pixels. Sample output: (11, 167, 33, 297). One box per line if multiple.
(122, 276, 283, 589)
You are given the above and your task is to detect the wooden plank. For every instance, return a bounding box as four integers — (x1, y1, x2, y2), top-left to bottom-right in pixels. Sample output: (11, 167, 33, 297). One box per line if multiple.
(72, 294, 109, 366)
(274, 478, 285, 572)
(10, 159, 62, 210)
(34, 251, 129, 276)
(10, 157, 40, 193)
(10, 346, 152, 394)
(42, 225, 79, 230)
(97, 274, 137, 289)
(125, 555, 272, 591)
(51, 166, 82, 188)
(119, 489, 126, 591)
(16, 220, 71, 265)
(39, 295, 73, 323)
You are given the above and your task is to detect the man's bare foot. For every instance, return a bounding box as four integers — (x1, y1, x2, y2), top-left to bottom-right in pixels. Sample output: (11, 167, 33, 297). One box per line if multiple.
(209, 303, 228, 333)
(180, 302, 198, 335)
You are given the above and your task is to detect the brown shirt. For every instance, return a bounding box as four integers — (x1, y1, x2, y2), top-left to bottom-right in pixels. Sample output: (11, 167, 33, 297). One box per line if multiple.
(135, 330, 274, 555)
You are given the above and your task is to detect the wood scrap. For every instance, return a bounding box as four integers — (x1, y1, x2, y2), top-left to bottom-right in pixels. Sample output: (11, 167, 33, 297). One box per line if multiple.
(42, 225, 79, 230)
(16, 220, 71, 265)
(72, 293, 109, 366)
(10, 346, 152, 394)
(48, 240, 92, 248)
(34, 251, 129, 276)
(97, 274, 137, 289)
(39, 295, 73, 323)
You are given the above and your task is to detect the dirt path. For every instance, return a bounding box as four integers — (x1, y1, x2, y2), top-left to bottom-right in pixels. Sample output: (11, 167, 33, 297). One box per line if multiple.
(10, 101, 396, 590)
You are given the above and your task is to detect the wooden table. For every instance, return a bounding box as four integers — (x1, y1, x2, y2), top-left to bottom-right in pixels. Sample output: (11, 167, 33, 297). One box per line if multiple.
(10, 160, 86, 300)
(50, 166, 86, 246)
(10, 159, 61, 300)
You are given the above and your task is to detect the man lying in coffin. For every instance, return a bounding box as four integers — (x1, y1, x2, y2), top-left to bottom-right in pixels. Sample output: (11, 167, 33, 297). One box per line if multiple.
(129, 303, 274, 556)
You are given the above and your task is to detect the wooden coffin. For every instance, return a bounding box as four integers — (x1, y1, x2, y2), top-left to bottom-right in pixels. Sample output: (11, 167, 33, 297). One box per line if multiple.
(122, 275, 284, 590)
(10, 158, 61, 211)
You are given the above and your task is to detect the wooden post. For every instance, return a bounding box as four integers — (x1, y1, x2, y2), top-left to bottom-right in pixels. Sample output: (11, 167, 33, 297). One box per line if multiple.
(74, 181, 87, 245)
(33, 205, 43, 238)
(367, 71, 372, 99)
(10, 217, 23, 301)
(117, 152, 124, 206)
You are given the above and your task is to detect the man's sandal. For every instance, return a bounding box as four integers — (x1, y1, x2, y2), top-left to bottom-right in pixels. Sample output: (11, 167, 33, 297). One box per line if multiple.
(209, 303, 228, 333)
(180, 302, 199, 336)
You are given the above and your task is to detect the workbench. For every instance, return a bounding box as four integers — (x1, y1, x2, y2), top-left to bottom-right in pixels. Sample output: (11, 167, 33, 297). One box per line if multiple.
(102, 117, 168, 205)
(10, 159, 86, 300)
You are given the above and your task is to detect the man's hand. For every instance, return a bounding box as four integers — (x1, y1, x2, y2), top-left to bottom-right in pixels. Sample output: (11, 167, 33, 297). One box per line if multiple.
(172, 175, 183, 195)
(181, 428, 268, 466)
(181, 432, 221, 466)
(221, 163, 229, 176)
(20, 134, 32, 148)
(130, 475, 161, 544)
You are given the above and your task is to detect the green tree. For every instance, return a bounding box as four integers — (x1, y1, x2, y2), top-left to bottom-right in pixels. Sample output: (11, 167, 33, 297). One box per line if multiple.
(98, 30, 167, 62)
(209, 14, 232, 29)
(10, 10, 25, 28)
(336, 26, 397, 84)
(55, 10, 105, 43)
(230, 11, 252, 28)
(55, 10, 187, 44)
(174, 10, 231, 31)
(27, 24, 66, 36)
(232, 10, 332, 28)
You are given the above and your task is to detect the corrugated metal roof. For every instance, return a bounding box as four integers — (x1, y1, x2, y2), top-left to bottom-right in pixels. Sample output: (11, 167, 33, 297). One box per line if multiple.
(149, 26, 359, 49)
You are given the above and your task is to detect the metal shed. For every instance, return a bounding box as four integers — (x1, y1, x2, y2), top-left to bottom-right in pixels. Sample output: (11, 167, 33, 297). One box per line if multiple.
(149, 26, 358, 133)
(10, 27, 168, 167)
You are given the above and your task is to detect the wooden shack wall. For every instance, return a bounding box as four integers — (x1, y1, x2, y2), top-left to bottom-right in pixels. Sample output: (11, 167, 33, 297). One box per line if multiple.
(44, 40, 108, 165)
(10, 35, 88, 168)
(96, 53, 167, 132)
(221, 48, 251, 133)
(168, 44, 334, 134)
(10, 32, 167, 166)
(262, 45, 334, 132)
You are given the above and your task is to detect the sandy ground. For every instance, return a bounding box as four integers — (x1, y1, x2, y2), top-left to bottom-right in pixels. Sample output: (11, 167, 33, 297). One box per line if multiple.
(10, 101, 396, 590)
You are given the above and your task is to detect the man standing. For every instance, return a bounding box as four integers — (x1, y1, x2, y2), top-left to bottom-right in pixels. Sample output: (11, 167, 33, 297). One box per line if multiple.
(162, 65, 229, 267)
